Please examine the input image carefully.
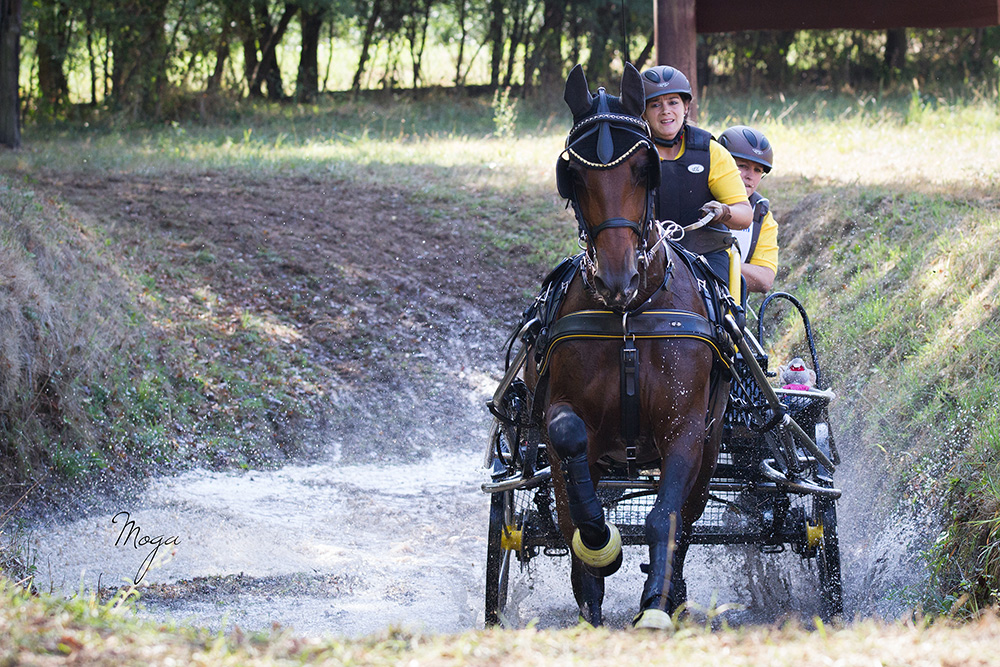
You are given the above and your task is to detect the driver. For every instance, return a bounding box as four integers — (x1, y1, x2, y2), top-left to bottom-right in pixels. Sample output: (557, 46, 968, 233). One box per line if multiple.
(639, 65, 751, 284)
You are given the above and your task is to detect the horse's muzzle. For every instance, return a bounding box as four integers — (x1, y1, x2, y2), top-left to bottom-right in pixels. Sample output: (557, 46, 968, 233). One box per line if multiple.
(592, 268, 639, 310)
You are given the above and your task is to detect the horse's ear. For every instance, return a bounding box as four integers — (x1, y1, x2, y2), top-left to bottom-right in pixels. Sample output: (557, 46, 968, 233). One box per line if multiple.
(564, 64, 593, 118)
(620, 62, 645, 117)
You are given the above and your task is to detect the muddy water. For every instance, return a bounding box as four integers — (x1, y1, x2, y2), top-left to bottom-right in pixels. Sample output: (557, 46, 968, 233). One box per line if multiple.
(30, 450, 491, 637)
(26, 375, 935, 636)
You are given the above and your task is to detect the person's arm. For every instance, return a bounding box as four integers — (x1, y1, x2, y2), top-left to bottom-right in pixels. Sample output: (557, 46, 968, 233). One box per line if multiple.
(744, 209, 778, 292)
(742, 263, 775, 292)
(706, 141, 751, 230)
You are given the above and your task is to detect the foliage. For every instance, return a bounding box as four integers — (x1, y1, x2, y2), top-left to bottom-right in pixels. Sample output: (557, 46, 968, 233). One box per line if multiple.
(12, 1, 1000, 122)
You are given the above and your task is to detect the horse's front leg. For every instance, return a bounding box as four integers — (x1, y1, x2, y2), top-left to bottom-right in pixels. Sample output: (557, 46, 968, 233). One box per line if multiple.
(633, 450, 699, 629)
(547, 404, 623, 577)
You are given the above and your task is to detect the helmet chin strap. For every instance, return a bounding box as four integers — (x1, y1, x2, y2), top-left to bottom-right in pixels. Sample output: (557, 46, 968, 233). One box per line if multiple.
(652, 122, 686, 148)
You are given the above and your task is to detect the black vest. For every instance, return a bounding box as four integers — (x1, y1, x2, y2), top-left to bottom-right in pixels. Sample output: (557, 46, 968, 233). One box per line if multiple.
(656, 125, 732, 255)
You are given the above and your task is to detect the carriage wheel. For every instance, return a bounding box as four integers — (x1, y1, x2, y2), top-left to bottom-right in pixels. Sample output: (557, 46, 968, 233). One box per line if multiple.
(485, 489, 514, 627)
(812, 494, 843, 620)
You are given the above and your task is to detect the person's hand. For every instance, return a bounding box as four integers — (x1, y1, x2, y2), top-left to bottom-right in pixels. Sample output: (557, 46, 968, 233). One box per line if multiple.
(699, 200, 732, 223)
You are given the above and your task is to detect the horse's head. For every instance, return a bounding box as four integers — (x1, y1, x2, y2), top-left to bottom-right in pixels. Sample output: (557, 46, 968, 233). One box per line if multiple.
(557, 63, 660, 311)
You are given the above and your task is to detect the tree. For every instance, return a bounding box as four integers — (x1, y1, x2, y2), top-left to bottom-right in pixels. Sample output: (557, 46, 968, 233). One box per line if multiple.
(523, 0, 566, 93)
(107, 0, 170, 116)
(884, 28, 907, 77)
(35, 0, 72, 114)
(0, 0, 21, 148)
(297, 3, 325, 100)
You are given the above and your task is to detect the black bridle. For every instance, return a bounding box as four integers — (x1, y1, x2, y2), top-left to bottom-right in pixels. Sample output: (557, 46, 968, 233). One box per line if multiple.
(559, 94, 659, 257)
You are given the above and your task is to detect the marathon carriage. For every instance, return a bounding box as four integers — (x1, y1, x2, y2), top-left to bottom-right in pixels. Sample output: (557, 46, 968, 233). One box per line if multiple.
(482, 290, 842, 627)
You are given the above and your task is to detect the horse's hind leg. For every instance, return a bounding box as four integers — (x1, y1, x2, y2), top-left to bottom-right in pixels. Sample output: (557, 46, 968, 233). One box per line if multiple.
(548, 406, 623, 577)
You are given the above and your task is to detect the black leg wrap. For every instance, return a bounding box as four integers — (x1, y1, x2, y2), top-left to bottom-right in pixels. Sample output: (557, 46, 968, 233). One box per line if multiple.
(640, 541, 673, 612)
(562, 454, 609, 549)
(549, 411, 608, 549)
(640, 513, 685, 613)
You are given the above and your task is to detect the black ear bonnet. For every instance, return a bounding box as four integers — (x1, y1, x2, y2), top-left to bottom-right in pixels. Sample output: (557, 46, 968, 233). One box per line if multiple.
(556, 87, 660, 202)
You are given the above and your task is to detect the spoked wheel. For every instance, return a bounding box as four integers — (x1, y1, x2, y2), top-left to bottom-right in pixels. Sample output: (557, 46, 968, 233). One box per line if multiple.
(812, 494, 843, 620)
(485, 489, 515, 627)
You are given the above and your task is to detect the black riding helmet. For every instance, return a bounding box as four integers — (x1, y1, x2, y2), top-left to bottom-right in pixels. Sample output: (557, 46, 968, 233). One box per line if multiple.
(640, 65, 692, 148)
(718, 125, 773, 173)
(639, 65, 693, 103)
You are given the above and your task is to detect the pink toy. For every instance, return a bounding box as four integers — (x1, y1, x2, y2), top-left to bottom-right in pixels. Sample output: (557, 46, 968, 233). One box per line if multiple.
(778, 357, 816, 390)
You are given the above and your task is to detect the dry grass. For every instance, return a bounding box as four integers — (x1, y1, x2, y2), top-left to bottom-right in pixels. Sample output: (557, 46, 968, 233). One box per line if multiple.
(2, 580, 1000, 666)
(0, 176, 142, 487)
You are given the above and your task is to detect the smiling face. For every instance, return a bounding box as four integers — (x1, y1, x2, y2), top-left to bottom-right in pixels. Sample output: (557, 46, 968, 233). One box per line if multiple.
(734, 157, 767, 196)
(643, 93, 688, 142)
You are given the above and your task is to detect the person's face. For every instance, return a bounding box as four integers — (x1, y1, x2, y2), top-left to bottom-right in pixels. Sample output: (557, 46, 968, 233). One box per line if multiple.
(735, 157, 767, 196)
(643, 93, 688, 141)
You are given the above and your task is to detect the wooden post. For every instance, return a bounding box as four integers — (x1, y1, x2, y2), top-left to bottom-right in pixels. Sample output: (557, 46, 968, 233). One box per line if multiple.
(655, 0, 698, 120)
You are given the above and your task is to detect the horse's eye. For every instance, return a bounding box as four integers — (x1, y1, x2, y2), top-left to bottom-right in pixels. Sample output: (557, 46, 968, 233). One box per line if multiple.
(633, 163, 650, 185)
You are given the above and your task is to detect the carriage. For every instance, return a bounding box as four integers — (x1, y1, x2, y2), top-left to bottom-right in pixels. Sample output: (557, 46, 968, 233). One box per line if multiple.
(481, 63, 843, 629)
(482, 290, 842, 626)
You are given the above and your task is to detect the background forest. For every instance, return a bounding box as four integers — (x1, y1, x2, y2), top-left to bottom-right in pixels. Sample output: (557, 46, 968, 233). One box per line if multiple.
(10, 0, 1000, 121)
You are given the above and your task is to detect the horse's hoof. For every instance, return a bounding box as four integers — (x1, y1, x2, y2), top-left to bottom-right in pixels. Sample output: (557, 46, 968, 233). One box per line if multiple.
(571, 523, 622, 574)
(632, 608, 674, 631)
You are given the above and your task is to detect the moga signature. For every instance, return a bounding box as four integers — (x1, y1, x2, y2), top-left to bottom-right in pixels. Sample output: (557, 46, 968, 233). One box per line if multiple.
(111, 511, 181, 585)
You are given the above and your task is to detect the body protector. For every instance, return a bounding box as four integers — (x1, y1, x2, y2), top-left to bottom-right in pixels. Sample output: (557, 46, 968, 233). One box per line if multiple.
(655, 125, 733, 255)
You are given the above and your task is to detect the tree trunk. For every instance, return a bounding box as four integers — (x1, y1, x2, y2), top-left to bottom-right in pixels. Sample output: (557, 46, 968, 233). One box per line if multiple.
(0, 0, 21, 149)
(585, 2, 615, 86)
(524, 0, 565, 93)
(503, 0, 526, 88)
(36, 0, 71, 114)
(109, 0, 170, 117)
(884, 28, 907, 75)
(487, 0, 504, 88)
(297, 8, 323, 101)
(634, 30, 654, 70)
(406, 0, 430, 88)
(207, 24, 230, 95)
(453, 0, 467, 86)
(85, 0, 97, 105)
(352, 0, 382, 93)
(247, 0, 296, 100)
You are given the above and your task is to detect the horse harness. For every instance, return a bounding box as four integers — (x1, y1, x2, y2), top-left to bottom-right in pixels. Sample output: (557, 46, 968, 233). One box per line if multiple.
(515, 243, 736, 478)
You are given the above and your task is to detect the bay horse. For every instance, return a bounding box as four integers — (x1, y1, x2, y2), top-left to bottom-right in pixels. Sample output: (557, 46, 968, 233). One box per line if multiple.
(524, 64, 730, 629)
